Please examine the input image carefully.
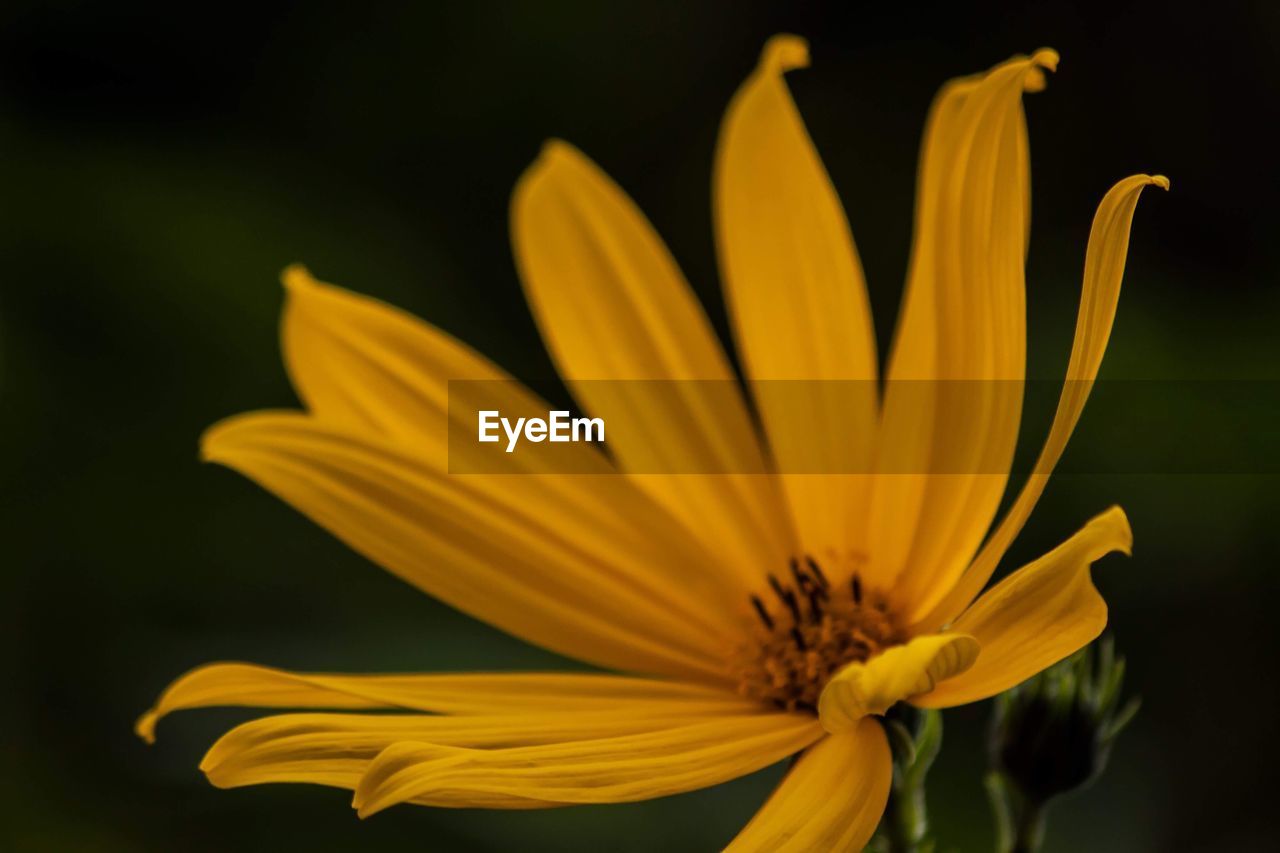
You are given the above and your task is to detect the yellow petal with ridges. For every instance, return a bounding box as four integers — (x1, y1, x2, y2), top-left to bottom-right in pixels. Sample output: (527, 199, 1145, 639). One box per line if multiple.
(913, 506, 1131, 708)
(870, 50, 1056, 610)
(725, 719, 890, 852)
(281, 265, 493, 457)
(135, 663, 761, 744)
(911, 174, 1167, 632)
(512, 140, 794, 589)
(817, 634, 979, 732)
(200, 709, 773, 791)
(200, 413, 739, 682)
(715, 34, 879, 568)
(279, 270, 752, 602)
(351, 714, 823, 814)
(136, 660, 762, 742)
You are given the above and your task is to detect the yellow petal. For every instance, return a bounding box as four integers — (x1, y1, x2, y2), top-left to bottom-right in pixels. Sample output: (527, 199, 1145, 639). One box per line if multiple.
(200, 708, 766, 791)
(910, 174, 1167, 631)
(870, 50, 1056, 609)
(511, 141, 794, 588)
(913, 507, 1131, 708)
(817, 634, 979, 732)
(200, 412, 740, 682)
(280, 270, 752, 599)
(351, 713, 823, 814)
(714, 35, 879, 564)
(281, 265, 494, 458)
(725, 720, 890, 853)
(137, 663, 760, 744)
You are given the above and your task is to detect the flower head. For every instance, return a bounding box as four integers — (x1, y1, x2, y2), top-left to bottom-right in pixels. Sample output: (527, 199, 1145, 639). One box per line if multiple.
(140, 35, 1164, 848)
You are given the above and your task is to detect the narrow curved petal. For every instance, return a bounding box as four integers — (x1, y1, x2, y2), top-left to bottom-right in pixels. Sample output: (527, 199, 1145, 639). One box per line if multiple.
(870, 50, 1056, 609)
(136, 663, 760, 744)
(714, 34, 879, 566)
(201, 412, 741, 682)
(818, 634, 979, 732)
(913, 507, 1131, 708)
(911, 174, 1167, 631)
(351, 714, 823, 814)
(200, 709, 768, 791)
(725, 720, 891, 853)
(511, 141, 794, 588)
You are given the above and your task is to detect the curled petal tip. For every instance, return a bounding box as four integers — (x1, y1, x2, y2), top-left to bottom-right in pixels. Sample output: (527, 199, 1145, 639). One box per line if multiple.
(1022, 48, 1059, 92)
(1149, 174, 1171, 190)
(760, 34, 810, 75)
(1031, 47, 1060, 72)
(134, 710, 158, 744)
(1097, 505, 1134, 556)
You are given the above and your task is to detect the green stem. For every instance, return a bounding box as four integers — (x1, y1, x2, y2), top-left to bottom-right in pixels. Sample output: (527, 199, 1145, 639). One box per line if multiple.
(984, 772, 1014, 853)
(883, 780, 929, 853)
(1010, 800, 1046, 853)
(881, 709, 942, 853)
(985, 770, 1048, 853)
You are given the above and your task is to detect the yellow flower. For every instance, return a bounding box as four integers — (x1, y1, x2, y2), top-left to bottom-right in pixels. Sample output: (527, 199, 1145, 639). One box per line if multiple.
(139, 35, 1164, 849)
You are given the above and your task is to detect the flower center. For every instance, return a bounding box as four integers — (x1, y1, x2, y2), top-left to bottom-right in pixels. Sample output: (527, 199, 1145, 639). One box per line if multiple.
(730, 557, 905, 712)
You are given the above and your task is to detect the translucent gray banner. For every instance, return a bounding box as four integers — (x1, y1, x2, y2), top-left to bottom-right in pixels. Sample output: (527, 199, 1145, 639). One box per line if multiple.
(446, 379, 1279, 475)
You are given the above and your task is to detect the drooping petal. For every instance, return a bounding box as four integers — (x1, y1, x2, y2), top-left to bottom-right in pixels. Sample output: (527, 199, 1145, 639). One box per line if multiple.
(200, 412, 741, 682)
(201, 709, 768, 791)
(351, 714, 824, 814)
(725, 720, 891, 853)
(714, 35, 879, 567)
(870, 50, 1056, 611)
(817, 634, 979, 732)
(911, 174, 1167, 631)
(511, 141, 794, 588)
(136, 663, 760, 744)
(912, 507, 1131, 708)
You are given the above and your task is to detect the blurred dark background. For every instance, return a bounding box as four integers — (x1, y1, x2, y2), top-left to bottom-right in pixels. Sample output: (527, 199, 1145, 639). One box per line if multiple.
(2, 0, 1277, 850)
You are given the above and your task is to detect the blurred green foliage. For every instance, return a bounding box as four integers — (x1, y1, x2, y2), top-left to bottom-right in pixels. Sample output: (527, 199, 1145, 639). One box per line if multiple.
(2, 1, 1278, 850)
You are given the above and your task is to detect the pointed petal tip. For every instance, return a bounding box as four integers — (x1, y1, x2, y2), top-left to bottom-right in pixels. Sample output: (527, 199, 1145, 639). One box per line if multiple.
(281, 263, 316, 292)
(1149, 174, 1171, 190)
(198, 419, 230, 463)
(197, 411, 268, 464)
(518, 139, 584, 193)
(536, 138, 578, 166)
(759, 34, 810, 75)
(352, 787, 382, 819)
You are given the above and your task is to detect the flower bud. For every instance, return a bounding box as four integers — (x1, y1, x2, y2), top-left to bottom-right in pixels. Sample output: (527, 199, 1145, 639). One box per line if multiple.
(989, 636, 1139, 803)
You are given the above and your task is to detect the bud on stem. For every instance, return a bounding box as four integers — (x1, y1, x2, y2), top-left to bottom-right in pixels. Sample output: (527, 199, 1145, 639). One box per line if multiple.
(985, 636, 1139, 852)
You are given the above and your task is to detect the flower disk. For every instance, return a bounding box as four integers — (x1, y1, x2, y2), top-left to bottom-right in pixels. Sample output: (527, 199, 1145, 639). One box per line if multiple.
(732, 560, 906, 711)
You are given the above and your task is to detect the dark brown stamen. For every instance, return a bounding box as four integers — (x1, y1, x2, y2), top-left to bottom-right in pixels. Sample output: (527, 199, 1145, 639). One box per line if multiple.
(750, 595, 774, 629)
(807, 589, 825, 622)
(804, 556, 829, 588)
(788, 558, 812, 593)
(733, 565, 904, 713)
(781, 590, 803, 624)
